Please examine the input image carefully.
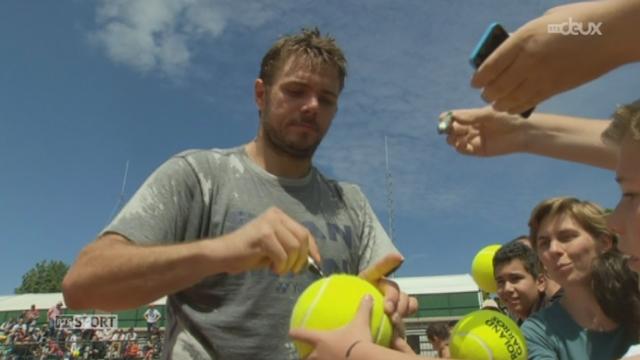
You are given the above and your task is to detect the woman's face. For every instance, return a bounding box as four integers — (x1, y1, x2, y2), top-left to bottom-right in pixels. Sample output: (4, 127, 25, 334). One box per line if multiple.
(536, 213, 610, 286)
(608, 133, 640, 272)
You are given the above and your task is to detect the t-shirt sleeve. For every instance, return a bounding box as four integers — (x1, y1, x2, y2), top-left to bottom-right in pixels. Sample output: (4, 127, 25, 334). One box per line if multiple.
(522, 317, 558, 360)
(347, 185, 400, 272)
(101, 155, 202, 246)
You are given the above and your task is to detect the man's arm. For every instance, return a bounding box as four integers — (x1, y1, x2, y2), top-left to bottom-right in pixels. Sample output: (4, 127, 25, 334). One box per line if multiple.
(63, 233, 230, 311)
(63, 207, 321, 311)
(443, 106, 617, 170)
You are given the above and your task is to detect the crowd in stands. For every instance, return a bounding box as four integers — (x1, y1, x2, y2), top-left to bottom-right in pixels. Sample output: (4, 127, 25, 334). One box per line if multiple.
(0, 304, 162, 360)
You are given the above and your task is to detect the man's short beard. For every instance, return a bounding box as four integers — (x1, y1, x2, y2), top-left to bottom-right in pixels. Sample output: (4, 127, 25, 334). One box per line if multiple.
(261, 115, 320, 159)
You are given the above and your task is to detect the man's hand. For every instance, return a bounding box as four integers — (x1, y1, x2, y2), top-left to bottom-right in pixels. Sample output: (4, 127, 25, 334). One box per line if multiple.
(440, 107, 525, 157)
(220, 207, 321, 275)
(359, 253, 418, 339)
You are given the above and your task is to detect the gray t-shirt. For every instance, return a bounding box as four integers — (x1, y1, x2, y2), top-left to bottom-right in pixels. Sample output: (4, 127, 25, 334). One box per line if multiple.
(103, 146, 399, 360)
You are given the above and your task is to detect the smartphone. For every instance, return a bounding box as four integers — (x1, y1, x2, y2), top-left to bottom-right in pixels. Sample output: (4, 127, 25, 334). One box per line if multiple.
(470, 23, 534, 118)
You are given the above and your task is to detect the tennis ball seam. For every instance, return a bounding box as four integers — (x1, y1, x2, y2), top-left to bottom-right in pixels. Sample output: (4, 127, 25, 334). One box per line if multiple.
(373, 306, 385, 343)
(300, 276, 333, 328)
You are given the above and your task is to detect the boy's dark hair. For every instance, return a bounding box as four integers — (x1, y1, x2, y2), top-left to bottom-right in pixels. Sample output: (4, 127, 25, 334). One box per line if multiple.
(426, 322, 450, 341)
(511, 235, 531, 247)
(492, 240, 541, 278)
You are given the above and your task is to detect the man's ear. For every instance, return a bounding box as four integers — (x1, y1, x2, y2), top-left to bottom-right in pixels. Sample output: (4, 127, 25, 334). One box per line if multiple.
(255, 79, 266, 111)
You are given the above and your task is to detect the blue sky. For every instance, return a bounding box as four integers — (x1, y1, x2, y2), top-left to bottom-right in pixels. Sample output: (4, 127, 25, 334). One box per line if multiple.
(1, 0, 638, 295)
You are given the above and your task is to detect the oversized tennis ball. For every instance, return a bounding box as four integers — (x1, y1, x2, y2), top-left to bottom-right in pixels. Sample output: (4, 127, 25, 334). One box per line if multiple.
(450, 310, 527, 360)
(290, 274, 393, 359)
(471, 244, 501, 293)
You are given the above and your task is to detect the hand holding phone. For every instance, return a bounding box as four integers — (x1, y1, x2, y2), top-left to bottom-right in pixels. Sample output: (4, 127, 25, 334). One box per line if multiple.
(470, 23, 534, 118)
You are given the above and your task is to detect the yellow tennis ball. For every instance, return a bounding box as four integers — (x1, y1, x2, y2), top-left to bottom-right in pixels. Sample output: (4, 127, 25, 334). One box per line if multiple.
(471, 244, 501, 293)
(450, 310, 527, 360)
(290, 274, 393, 359)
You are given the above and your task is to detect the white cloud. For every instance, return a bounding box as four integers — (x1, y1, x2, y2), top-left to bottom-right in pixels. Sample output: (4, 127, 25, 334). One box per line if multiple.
(313, 19, 475, 219)
(90, 0, 280, 78)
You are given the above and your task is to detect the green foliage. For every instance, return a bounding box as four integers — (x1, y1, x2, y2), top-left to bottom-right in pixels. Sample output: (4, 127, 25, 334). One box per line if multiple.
(15, 260, 69, 294)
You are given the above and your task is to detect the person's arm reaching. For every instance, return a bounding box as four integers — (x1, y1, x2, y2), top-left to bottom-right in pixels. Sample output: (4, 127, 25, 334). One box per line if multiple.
(63, 207, 321, 311)
(471, 0, 640, 114)
(442, 106, 617, 170)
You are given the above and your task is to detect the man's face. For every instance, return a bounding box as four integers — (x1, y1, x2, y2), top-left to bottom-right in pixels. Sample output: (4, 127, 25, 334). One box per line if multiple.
(255, 57, 340, 159)
(494, 259, 545, 320)
(608, 133, 640, 272)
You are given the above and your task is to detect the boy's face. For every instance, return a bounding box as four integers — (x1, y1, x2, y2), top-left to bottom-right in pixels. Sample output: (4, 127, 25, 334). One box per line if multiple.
(428, 336, 445, 351)
(494, 259, 545, 320)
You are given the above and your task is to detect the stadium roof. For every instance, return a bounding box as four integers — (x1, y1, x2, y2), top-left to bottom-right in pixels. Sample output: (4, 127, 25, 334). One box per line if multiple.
(394, 274, 479, 295)
(0, 294, 166, 312)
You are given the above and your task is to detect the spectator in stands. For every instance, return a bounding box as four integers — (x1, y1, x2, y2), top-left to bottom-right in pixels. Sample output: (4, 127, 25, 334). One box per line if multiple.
(107, 339, 122, 359)
(47, 301, 63, 337)
(80, 329, 93, 342)
(91, 329, 108, 359)
(426, 323, 450, 358)
(96, 327, 112, 342)
(69, 330, 81, 358)
(493, 240, 559, 325)
(143, 336, 156, 360)
(23, 304, 40, 330)
(83, 341, 99, 360)
(143, 304, 161, 334)
(47, 338, 65, 358)
(119, 329, 127, 342)
(12, 323, 28, 344)
(125, 327, 137, 341)
(111, 328, 124, 342)
(11, 317, 27, 338)
(1, 317, 15, 335)
(29, 326, 43, 345)
(124, 340, 142, 359)
(150, 333, 162, 357)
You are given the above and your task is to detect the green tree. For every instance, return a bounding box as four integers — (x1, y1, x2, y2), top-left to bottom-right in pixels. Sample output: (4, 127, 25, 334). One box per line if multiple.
(15, 260, 69, 294)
